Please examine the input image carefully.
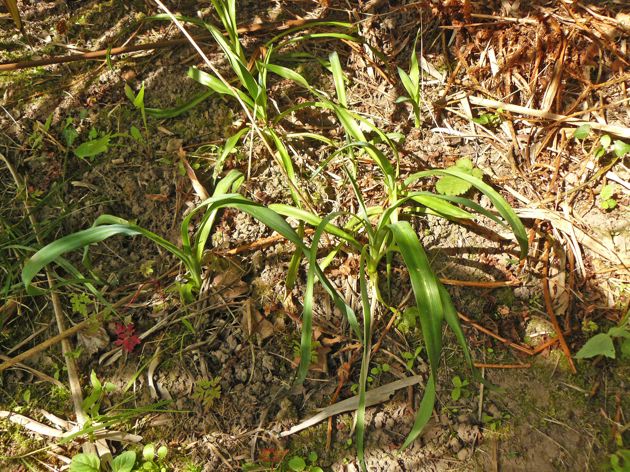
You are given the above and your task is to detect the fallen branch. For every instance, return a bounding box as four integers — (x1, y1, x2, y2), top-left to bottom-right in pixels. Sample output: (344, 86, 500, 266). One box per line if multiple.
(281, 375, 423, 437)
(458, 311, 534, 356)
(0, 18, 322, 71)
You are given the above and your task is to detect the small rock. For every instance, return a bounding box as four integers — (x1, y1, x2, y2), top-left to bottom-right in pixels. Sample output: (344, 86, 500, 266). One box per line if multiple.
(457, 423, 480, 443)
(165, 138, 183, 154)
(487, 403, 501, 418)
(448, 436, 463, 453)
(457, 448, 471, 461)
(374, 411, 386, 429)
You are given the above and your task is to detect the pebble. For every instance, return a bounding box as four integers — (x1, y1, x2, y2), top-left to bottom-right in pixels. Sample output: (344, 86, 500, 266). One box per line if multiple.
(457, 448, 471, 461)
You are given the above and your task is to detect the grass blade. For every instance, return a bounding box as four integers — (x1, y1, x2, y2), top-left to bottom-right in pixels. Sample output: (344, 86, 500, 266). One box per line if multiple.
(405, 169, 528, 257)
(23, 225, 140, 294)
(388, 222, 443, 379)
(329, 52, 347, 108)
(146, 90, 214, 119)
(400, 374, 435, 450)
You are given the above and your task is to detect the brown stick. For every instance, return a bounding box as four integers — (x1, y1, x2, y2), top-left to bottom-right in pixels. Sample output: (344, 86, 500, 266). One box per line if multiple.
(440, 278, 520, 288)
(0, 294, 133, 373)
(458, 311, 534, 356)
(0, 18, 314, 72)
(473, 362, 531, 369)
(541, 239, 577, 373)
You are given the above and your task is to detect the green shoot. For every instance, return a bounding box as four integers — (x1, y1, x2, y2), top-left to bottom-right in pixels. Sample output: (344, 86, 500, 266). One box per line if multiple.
(396, 32, 423, 127)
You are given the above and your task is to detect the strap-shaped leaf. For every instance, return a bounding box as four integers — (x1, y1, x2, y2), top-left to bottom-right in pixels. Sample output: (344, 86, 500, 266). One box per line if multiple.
(400, 373, 436, 450)
(405, 169, 528, 258)
(388, 221, 443, 379)
(23, 225, 139, 294)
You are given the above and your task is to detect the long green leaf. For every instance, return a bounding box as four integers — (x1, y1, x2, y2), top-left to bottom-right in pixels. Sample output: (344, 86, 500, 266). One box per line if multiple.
(188, 193, 360, 339)
(329, 52, 347, 108)
(194, 169, 245, 263)
(23, 226, 137, 294)
(400, 374, 436, 450)
(405, 169, 528, 257)
(356, 248, 372, 470)
(269, 204, 360, 248)
(263, 63, 312, 90)
(297, 212, 342, 384)
(265, 21, 354, 48)
(146, 90, 214, 119)
(388, 222, 443, 379)
(188, 67, 255, 111)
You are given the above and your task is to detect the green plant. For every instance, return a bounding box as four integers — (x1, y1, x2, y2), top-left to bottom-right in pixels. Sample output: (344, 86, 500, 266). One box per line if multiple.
(268, 123, 526, 468)
(82, 370, 116, 419)
(481, 411, 510, 432)
(609, 449, 630, 472)
(473, 110, 503, 127)
(435, 158, 483, 196)
(401, 345, 423, 372)
(351, 362, 390, 393)
(191, 376, 222, 408)
(396, 32, 423, 127)
(22, 169, 244, 301)
(450, 375, 469, 401)
(69, 444, 168, 472)
(70, 292, 91, 316)
(575, 312, 630, 360)
(599, 184, 619, 210)
(286, 451, 323, 472)
(125, 82, 148, 138)
(74, 128, 112, 160)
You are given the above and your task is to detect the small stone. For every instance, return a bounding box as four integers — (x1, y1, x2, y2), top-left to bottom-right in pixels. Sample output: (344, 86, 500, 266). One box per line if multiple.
(457, 448, 471, 461)
(449, 436, 463, 453)
(487, 403, 501, 418)
(457, 423, 480, 443)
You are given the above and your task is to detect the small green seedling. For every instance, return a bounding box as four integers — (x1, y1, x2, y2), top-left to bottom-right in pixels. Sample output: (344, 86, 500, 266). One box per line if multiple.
(573, 124, 591, 140)
(70, 444, 168, 472)
(62, 117, 80, 148)
(125, 82, 148, 137)
(397, 307, 418, 334)
(28, 113, 53, 150)
(435, 158, 483, 196)
(613, 139, 630, 158)
(140, 443, 169, 472)
(396, 32, 423, 127)
(70, 293, 91, 316)
(473, 110, 502, 127)
(610, 449, 630, 472)
(192, 376, 222, 408)
(293, 340, 320, 365)
(286, 451, 323, 472)
(450, 375, 469, 401)
(82, 370, 115, 419)
(74, 128, 112, 160)
(599, 184, 618, 210)
(401, 345, 423, 372)
(481, 411, 510, 432)
(351, 363, 390, 393)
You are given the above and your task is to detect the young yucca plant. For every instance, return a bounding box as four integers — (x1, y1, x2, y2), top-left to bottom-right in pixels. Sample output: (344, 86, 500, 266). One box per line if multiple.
(259, 50, 527, 465)
(273, 153, 527, 465)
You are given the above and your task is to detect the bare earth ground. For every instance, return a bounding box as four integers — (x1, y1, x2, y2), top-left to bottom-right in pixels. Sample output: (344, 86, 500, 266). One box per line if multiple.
(1, 1, 629, 471)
